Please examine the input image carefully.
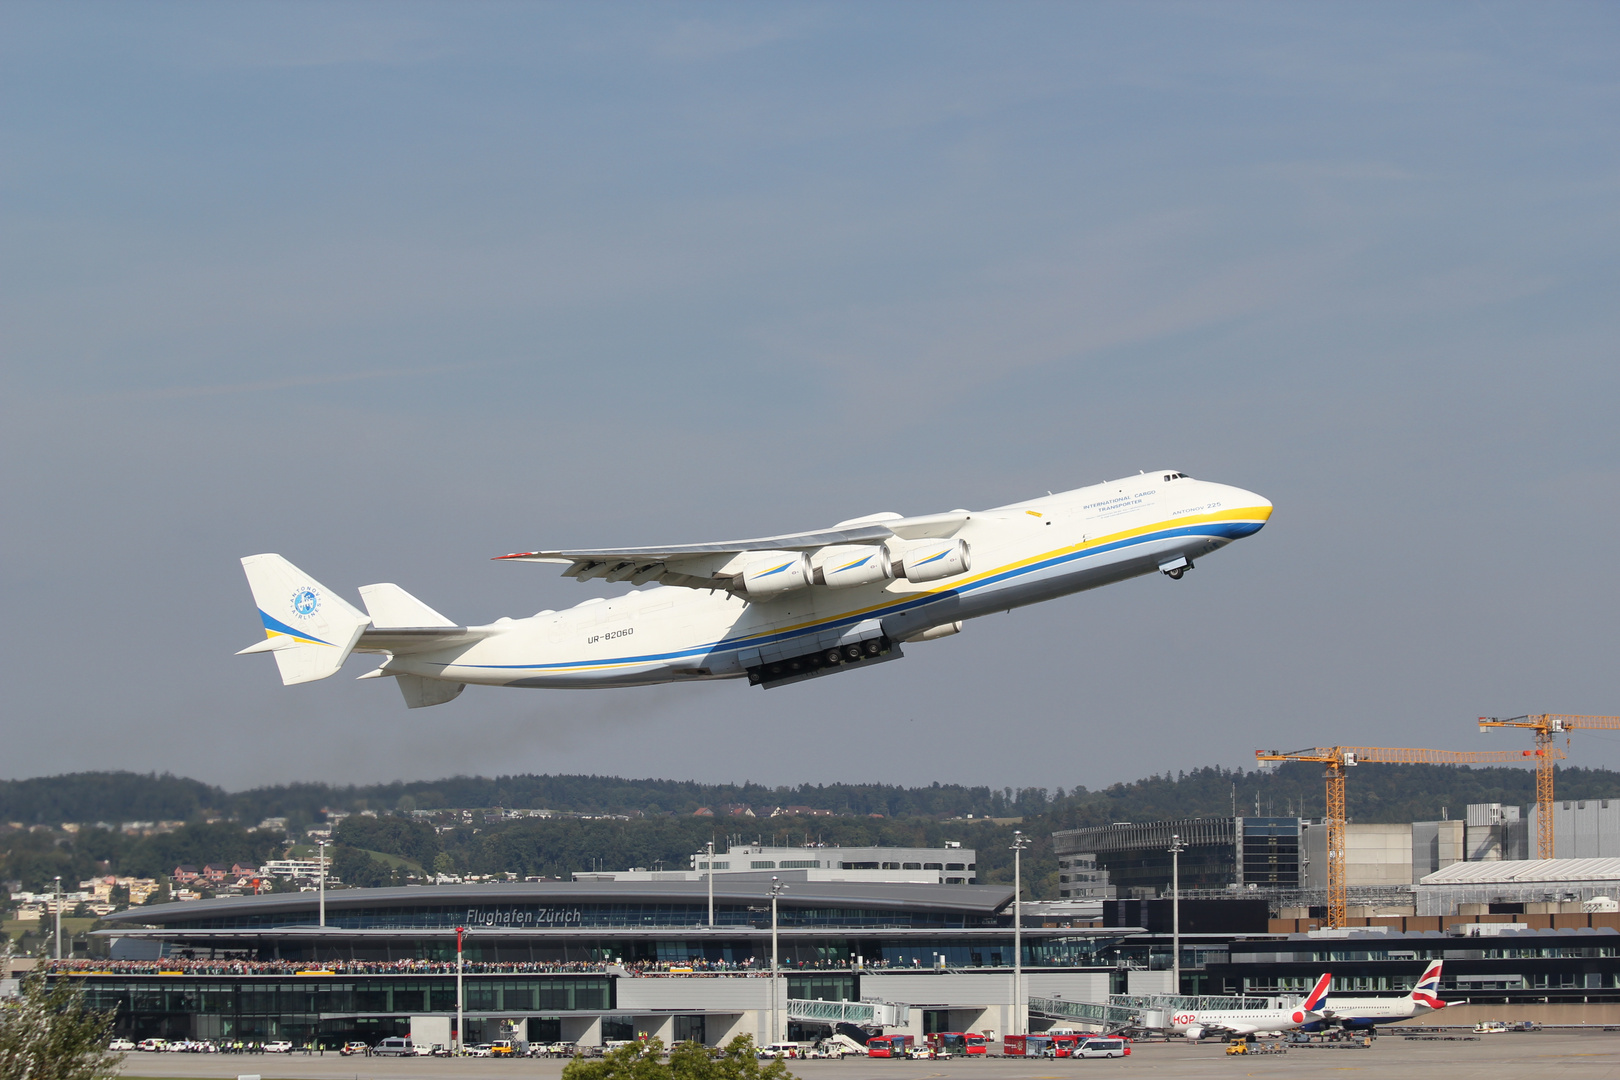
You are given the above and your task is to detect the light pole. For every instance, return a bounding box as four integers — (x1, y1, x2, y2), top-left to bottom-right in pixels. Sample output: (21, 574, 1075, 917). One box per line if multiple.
(769, 877, 788, 1046)
(1169, 833, 1184, 997)
(53, 876, 62, 961)
(1011, 832, 1029, 1036)
(316, 838, 329, 930)
(706, 840, 715, 927)
(456, 926, 466, 1054)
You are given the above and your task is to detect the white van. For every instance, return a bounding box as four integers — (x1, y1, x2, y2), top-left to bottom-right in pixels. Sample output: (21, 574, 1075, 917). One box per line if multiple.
(373, 1037, 416, 1057)
(1074, 1038, 1129, 1059)
(760, 1042, 805, 1059)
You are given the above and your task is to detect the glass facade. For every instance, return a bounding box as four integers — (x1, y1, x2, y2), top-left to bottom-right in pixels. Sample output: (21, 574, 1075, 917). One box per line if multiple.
(77, 975, 611, 1043)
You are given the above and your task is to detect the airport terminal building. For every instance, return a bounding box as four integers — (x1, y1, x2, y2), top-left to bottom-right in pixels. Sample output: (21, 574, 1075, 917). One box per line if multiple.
(82, 880, 1126, 1046)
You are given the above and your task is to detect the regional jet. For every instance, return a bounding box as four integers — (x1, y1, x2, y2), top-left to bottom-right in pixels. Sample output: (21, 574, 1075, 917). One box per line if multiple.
(238, 470, 1272, 707)
(1171, 973, 1331, 1040)
(1312, 961, 1448, 1032)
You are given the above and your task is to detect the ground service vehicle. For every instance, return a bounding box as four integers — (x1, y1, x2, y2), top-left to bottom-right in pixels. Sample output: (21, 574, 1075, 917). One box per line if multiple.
(926, 1032, 986, 1056)
(761, 1042, 804, 1058)
(1075, 1038, 1130, 1059)
(490, 1040, 517, 1056)
(1048, 1034, 1080, 1057)
(340, 1041, 368, 1055)
(108, 1039, 136, 1051)
(865, 1035, 913, 1058)
(137, 1039, 167, 1052)
(1003, 1034, 1053, 1057)
(372, 1037, 415, 1057)
(263, 1040, 293, 1053)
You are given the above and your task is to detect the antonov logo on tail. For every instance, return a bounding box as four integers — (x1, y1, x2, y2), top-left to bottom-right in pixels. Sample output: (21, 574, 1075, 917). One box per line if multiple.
(238, 470, 1272, 708)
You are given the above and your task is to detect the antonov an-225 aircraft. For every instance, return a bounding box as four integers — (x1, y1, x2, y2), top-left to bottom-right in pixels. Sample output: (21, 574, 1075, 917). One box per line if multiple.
(239, 470, 1272, 708)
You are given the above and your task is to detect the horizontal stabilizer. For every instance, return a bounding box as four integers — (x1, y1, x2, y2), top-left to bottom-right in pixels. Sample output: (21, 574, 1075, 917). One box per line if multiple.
(236, 636, 304, 655)
(359, 583, 456, 628)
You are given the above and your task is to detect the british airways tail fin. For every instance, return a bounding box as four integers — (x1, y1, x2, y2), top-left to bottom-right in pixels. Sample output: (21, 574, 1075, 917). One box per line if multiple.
(1301, 972, 1332, 1012)
(1410, 959, 1447, 1009)
(238, 554, 370, 685)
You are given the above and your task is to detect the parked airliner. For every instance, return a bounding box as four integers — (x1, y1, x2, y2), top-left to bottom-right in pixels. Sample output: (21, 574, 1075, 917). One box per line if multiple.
(1171, 973, 1332, 1039)
(1315, 961, 1448, 1031)
(239, 470, 1272, 707)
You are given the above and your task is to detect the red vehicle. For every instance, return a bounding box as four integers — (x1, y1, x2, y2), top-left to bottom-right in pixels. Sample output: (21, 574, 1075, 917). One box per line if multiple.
(865, 1035, 914, 1058)
(1002, 1034, 1053, 1057)
(925, 1032, 987, 1056)
(1049, 1034, 1081, 1058)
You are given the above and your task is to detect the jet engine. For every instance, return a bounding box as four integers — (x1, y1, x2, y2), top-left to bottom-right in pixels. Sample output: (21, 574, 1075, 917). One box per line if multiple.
(889, 538, 971, 582)
(738, 552, 812, 597)
(813, 545, 893, 589)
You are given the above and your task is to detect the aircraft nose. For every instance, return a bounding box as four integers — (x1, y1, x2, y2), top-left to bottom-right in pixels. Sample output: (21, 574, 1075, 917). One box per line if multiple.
(1222, 486, 1273, 537)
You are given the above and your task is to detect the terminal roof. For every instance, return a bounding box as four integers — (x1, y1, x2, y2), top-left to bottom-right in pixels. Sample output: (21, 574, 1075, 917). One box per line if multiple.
(1420, 857, 1620, 885)
(100, 879, 1017, 926)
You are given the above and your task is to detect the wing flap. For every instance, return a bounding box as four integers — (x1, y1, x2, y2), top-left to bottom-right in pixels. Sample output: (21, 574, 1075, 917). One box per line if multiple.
(494, 523, 897, 564)
(494, 511, 973, 589)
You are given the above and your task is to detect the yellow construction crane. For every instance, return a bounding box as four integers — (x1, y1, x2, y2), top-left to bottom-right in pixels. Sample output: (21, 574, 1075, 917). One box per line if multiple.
(1478, 714, 1620, 860)
(1254, 745, 1563, 929)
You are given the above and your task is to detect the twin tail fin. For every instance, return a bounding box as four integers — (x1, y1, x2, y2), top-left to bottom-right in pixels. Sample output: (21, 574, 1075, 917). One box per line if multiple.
(238, 554, 371, 685)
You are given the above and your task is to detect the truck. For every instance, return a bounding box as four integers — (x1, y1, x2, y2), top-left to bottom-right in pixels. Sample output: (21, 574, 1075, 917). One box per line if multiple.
(865, 1035, 914, 1058)
(1002, 1034, 1053, 1057)
(1048, 1034, 1081, 1057)
(925, 1032, 987, 1056)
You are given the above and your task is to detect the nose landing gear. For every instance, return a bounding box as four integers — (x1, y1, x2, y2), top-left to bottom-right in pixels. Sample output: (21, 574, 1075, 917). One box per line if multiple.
(1159, 555, 1194, 580)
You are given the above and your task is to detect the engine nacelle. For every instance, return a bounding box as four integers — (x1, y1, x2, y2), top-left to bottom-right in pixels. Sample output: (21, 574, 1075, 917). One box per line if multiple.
(813, 545, 893, 589)
(890, 538, 971, 583)
(738, 552, 812, 597)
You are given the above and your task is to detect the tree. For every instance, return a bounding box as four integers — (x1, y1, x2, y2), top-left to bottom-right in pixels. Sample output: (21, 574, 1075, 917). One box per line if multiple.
(563, 1037, 794, 1080)
(0, 975, 122, 1080)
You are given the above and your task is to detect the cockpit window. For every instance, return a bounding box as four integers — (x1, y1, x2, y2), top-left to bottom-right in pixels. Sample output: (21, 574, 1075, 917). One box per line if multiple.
(1163, 472, 1185, 481)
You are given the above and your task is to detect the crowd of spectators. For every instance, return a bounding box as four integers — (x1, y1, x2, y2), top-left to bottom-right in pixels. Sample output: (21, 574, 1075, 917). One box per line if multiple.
(44, 956, 908, 977)
(42, 958, 613, 976)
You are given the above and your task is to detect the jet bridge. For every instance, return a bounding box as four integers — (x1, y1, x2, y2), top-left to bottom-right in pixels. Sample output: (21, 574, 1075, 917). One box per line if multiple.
(1028, 996, 1141, 1029)
(786, 998, 910, 1027)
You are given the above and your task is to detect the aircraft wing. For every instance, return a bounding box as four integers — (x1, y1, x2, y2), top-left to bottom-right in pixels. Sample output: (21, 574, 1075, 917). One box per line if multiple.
(495, 511, 971, 589)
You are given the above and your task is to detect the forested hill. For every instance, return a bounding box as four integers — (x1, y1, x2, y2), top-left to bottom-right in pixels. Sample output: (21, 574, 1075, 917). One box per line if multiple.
(4, 763, 1619, 830)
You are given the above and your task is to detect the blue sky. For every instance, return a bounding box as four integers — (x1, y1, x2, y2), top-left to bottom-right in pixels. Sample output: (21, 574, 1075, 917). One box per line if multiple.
(3, 2, 1618, 794)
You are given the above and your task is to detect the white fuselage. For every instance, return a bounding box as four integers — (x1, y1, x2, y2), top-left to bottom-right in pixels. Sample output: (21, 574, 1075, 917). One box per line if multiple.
(1320, 996, 1438, 1028)
(1171, 1005, 1318, 1038)
(373, 472, 1272, 689)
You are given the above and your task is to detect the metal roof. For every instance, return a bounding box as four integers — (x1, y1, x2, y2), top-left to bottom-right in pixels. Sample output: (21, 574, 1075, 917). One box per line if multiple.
(100, 879, 1015, 927)
(1249, 926, 1620, 945)
(1419, 857, 1620, 886)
